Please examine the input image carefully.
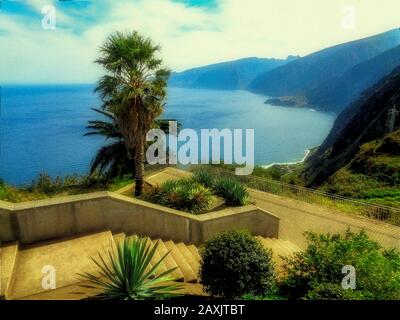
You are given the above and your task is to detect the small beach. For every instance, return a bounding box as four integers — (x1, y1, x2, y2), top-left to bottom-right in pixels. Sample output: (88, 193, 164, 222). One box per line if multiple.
(262, 148, 312, 169)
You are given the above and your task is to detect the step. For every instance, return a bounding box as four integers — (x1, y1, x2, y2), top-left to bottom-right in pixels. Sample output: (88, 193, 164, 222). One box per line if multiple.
(17, 279, 103, 300)
(281, 240, 301, 254)
(187, 244, 201, 262)
(271, 238, 293, 257)
(164, 241, 197, 283)
(8, 231, 115, 300)
(112, 233, 126, 247)
(0, 243, 19, 299)
(20, 279, 208, 299)
(257, 236, 280, 254)
(175, 243, 200, 279)
(153, 239, 184, 282)
(259, 236, 289, 256)
(256, 236, 290, 266)
(126, 235, 154, 275)
(143, 237, 168, 277)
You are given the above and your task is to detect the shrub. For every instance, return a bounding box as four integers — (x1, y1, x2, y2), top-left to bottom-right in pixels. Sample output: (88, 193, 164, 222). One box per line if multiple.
(0, 181, 23, 202)
(213, 177, 251, 206)
(29, 172, 62, 195)
(302, 283, 367, 300)
(192, 170, 215, 189)
(199, 230, 275, 299)
(241, 283, 287, 300)
(0, 172, 121, 203)
(281, 230, 400, 300)
(145, 179, 215, 214)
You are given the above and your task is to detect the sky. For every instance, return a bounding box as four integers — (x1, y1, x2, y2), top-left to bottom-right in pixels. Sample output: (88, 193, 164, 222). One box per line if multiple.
(0, 0, 399, 84)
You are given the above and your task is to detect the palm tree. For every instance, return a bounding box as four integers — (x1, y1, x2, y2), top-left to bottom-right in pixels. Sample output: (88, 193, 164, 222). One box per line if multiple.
(85, 108, 131, 179)
(85, 108, 180, 179)
(95, 31, 170, 196)
(79, 237, 182, 300)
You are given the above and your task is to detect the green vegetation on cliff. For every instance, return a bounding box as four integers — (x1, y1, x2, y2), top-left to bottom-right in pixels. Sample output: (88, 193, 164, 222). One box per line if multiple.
(0, 173, 133, 203)
(321, 130, 400, 207)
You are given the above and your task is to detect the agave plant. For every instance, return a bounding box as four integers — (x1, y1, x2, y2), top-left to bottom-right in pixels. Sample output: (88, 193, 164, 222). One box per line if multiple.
(79, 237, 182, 300)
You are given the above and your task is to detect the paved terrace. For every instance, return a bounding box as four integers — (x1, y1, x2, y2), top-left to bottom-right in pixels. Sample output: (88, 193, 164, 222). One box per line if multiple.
(145, 168, 400, 250)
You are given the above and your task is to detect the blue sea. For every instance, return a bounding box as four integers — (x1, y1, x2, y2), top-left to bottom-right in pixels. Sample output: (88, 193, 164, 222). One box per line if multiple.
(0, 85, 335, 185)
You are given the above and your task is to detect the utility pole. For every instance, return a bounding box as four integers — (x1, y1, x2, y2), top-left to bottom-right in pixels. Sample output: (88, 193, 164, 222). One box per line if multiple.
(386, 105, 399, 133)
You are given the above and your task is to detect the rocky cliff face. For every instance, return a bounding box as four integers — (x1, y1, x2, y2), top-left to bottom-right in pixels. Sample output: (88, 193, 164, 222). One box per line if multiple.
(304, 66, 400, 187)
(307, 44, 400, 111)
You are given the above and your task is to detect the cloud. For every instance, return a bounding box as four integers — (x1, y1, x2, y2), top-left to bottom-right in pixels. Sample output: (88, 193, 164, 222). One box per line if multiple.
(0, 0, 399, 84)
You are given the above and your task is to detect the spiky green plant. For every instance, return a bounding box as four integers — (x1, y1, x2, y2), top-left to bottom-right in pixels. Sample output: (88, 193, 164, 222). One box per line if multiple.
(144, 179, 215, 214)
(79, 237, 182, 300)
(213, 177, 251, 206)
(192, 169, 215, 189)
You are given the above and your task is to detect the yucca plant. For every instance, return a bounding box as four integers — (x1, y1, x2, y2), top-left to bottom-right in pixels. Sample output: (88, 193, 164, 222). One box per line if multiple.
(78, 237, 182, 300)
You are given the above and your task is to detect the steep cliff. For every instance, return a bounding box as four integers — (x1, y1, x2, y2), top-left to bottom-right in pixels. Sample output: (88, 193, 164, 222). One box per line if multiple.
(304, 66, 400, 188)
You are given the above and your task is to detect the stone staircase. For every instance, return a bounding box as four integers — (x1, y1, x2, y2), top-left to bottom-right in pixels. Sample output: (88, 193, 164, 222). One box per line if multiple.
(0, 231, 300, 300)
(256, 236, 301, 272)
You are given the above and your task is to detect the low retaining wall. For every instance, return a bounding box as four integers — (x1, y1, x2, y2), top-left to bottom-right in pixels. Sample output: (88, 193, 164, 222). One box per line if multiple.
(0, 192, 280, 245)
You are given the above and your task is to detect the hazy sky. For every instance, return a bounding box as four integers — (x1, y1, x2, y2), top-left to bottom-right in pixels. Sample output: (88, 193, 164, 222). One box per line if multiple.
(0, 0, 399, 84)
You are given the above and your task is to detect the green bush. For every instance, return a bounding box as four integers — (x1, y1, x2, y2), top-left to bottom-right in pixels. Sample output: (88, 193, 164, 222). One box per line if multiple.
(191, 170, 215, 189)
(199, 230, 275, 299)
(0, 172, 129, 203)
(302, 283, 367, 300)
(213, 177, 251, 206)
(27, 172, 90, 195)
(0, 180, 24, 202)
(241, 284, 287, 300)
(30, 173, 62, 195)
(145, 179, 215, 214)
(281, 230, 400, 300)
(361, 187, 400, 199)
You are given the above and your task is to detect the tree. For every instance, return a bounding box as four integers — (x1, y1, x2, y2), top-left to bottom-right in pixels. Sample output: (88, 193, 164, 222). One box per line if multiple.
(281, 230, 400, 300)
(95, 31, 170, 196)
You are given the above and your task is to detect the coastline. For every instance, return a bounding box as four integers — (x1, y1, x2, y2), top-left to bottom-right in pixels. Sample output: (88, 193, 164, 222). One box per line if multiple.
(261, 149, 311, 169)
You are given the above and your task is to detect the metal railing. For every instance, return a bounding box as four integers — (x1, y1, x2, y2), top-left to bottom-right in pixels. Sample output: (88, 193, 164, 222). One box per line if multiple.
(190, 166, 400, 227)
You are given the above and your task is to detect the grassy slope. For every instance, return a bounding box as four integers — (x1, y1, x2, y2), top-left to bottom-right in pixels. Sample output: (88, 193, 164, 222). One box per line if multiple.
(212, 131, 400, 208)
(0, 174, 133, 203)
(320, 130, 400, 207)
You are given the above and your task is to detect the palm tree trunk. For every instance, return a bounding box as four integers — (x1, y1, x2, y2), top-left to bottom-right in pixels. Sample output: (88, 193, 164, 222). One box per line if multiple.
(134, 137, 145, 197)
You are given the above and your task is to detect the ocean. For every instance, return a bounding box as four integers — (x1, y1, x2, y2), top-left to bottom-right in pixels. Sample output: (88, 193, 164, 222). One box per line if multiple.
(0, 85, 335, 185)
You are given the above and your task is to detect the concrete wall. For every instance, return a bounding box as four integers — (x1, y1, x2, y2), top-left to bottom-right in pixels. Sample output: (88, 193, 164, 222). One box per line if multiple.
(0, 192, 280, 245)
(0, 201, 15, 243)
